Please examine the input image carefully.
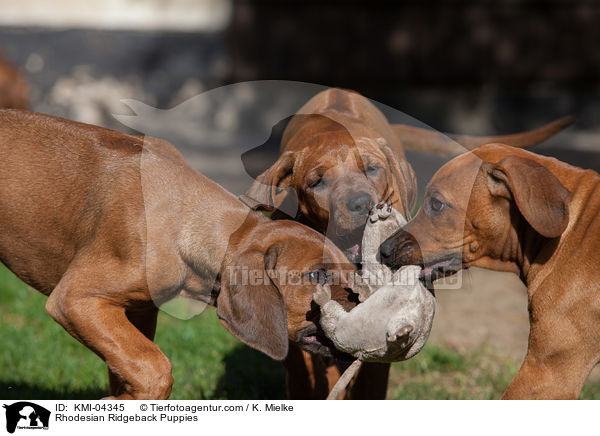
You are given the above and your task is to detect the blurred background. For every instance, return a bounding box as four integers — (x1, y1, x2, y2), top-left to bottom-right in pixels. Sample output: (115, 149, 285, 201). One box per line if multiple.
(1, 0, 599, 399)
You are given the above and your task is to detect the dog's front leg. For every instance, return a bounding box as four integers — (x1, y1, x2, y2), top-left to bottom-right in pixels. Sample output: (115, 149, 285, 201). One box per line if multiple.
(46, 283, 173, 400)
(107, 304, 160, 398)
(502, 296, 596, 399)
(502, 351, 588, 400)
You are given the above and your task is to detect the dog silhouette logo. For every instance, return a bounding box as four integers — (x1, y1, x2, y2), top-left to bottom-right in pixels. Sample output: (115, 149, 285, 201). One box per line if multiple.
(3, 402, 50, 433)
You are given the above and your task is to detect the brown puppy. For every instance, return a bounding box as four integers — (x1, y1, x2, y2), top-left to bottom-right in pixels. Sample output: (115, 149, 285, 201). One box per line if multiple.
(247, 88, 573, 399)
(0, 48, 28, 109)
(0, 109, 360, 399)
(380, 143, 600, 399)
(248, 89, 572, 258)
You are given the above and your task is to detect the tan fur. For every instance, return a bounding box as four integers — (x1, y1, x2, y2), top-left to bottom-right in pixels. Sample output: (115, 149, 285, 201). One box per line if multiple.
(247, 88, 571, 399)
(381, 143, 600, 399)
(0, 109, 359, 399)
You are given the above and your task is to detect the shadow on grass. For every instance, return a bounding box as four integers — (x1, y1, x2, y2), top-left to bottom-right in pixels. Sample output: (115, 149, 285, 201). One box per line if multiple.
(214, 345, 286, 400)
(0, 382, 106, 400)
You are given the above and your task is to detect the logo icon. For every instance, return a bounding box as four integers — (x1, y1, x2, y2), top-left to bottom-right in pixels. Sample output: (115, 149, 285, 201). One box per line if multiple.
(3, 402, 50, 434)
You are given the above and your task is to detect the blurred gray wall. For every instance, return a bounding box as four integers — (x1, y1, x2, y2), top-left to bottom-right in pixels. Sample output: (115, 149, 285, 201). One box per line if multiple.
(0, 0, 598, 194)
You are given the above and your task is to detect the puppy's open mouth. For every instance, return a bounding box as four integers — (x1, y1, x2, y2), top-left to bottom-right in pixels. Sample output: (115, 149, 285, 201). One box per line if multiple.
(337, 225, 366, 265)
(419, 253, 462, 287)
(296, 325, 353, 361)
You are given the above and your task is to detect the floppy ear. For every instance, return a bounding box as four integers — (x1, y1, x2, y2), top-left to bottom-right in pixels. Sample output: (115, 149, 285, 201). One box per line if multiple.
(377, 139, 417, 218)
(486, 156, 571, 238)
(246, 151, 296, 209)
(217, 245, 289, 360)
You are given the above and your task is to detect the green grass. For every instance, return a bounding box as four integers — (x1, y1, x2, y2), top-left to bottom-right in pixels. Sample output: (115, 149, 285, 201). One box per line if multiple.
(389, 345, 518, 399)
(2, 263, 600, 399)
(390, 344, 600, 399)
(0, 264, 285, 400)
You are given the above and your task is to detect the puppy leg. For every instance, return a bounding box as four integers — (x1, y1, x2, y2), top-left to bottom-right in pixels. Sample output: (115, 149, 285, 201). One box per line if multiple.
(502, 299, 597, 399)
(502, 351, 591, 400)
(108, 304, 159, 397)
(283, 344, 335, 399)
(46, 277, 173, 400)
(349, 362, 390, 399)
(284, 347, 390, 399)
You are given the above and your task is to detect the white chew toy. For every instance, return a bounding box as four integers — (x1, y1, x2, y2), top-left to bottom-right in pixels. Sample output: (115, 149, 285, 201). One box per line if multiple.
(313, 203, 436, 363)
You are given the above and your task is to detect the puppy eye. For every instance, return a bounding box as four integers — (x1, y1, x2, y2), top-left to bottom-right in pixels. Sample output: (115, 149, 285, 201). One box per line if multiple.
(309, 177, 324, 189)
(307, 269, 329, 284)
(366, 165, 381, 174)
(430, 197, 445, 213)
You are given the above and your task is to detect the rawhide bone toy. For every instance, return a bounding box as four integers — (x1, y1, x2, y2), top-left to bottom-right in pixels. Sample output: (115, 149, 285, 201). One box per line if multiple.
(313, 203, 436, 399)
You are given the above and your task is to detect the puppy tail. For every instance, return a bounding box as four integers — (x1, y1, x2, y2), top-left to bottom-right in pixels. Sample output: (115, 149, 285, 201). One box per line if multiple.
(392, 115, 574, 156)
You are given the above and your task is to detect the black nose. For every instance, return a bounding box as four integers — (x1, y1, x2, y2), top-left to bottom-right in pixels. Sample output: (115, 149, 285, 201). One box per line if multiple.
(379, 237, 395, 262)
(379, 229, 422, 270)
(346, 192, 372, 215)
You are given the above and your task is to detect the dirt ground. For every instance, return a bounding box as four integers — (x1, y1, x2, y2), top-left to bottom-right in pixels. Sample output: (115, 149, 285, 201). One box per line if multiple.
(429, 267, 600, 382)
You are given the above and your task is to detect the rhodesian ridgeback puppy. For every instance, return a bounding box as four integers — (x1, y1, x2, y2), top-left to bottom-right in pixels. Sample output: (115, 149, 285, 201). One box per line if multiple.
(380, 143, 600, 399)
(246, 88, 573, 399)
(0, 109, 362, 399)
(0, 49, 28, 109)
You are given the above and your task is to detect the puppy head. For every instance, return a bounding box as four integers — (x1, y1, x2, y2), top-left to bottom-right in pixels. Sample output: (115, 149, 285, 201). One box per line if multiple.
(380, 144, 571, 283)
(218, 219, 358, 360)
(246, 114, 415, 261)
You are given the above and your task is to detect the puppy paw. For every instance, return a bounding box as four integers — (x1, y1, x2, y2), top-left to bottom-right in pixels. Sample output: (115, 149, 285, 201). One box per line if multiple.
(313, 283, 332, 306)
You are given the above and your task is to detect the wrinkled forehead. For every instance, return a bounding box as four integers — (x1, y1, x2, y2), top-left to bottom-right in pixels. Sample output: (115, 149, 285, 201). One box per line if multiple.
(428, 152, 483, 202)
(285, 222, 347, 261)
(299, 134, 384, 172)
